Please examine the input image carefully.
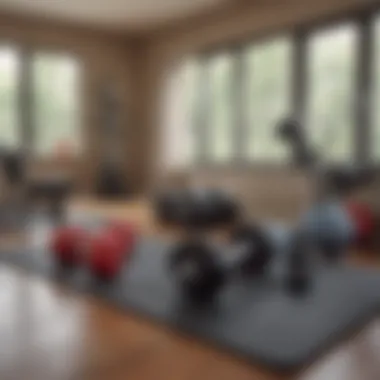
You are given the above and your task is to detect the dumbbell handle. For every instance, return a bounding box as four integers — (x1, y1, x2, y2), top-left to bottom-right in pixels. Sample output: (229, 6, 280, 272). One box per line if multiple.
(219, 242, 251, 267)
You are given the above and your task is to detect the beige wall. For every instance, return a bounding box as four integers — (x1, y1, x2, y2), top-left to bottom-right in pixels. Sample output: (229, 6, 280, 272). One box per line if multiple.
(140, 0, 378, 218)
(0, 13, 141, 193)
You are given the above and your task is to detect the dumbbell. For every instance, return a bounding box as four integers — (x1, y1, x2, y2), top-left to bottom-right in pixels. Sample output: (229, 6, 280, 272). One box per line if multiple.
(300, 201, 355, 261)
(87, 221, 137, 281)
(345, 201, 376, 247)
(284, 231, 312, 294)
(168, 223, 273, 302)
(230, 223, 273, 275)
(169, 240, 226, 302)
(50, 226, 89, 268)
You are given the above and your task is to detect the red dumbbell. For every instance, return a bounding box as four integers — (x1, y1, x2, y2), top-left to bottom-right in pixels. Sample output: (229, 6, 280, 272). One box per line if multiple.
(106, 220, 137, 253)
(346, 201, 376, 246)
(87, 223, 137, 281)
(50, 226, 89, 267)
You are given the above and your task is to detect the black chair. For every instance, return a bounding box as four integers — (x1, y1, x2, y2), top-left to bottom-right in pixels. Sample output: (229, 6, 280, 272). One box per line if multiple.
(0, 149, 26, 185)
(0, 148, 73, 223)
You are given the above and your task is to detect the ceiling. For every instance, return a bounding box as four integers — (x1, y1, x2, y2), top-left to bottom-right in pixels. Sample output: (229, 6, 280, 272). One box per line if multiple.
(0, 0, 232, 31)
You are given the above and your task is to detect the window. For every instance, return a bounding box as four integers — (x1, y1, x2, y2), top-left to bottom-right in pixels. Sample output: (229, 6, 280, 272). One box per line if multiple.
(0, 47, 20, 149)
(244, 37, 293, 161)
(306, 24, 358, 162)
(371, 16, 380, 161)
(161, 60, 200, 170)
(207, 53, 234, 162)
(165, 9, 380, 168)
(32, 54, 81, 157)
(182, 60, 201, 163)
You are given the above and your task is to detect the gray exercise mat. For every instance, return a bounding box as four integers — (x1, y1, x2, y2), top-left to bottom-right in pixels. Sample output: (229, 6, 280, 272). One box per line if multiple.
(0, 234, 380, 372)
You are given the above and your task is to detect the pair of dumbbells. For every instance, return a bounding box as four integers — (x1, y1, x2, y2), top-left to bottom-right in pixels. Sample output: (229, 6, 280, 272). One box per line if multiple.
(50, 220, 137, 281)
(168, 223, 273, 302)
(169, 224, 315, 302)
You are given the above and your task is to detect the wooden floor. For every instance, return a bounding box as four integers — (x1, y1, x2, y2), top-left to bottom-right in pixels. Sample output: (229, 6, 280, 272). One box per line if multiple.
(1, 199, 380, 380)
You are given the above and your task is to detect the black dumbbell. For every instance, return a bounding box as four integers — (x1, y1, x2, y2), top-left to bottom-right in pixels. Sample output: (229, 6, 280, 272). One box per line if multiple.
(168, 239, 226, 303)
(230, 223, 273, 276)
(317, 236, 345, 262)
(285, 232, 312, 294)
